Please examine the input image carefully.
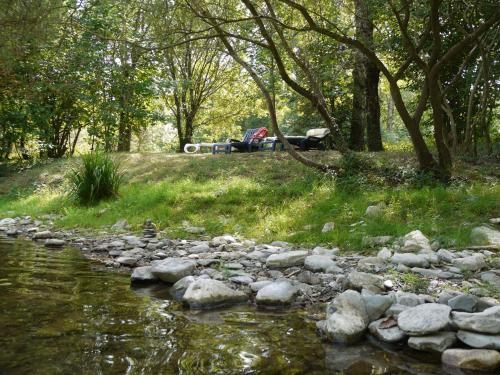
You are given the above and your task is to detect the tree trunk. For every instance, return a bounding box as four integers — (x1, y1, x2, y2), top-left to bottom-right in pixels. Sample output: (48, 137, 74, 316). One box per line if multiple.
(350, 51, 366, 150)
(366, 62, 383, 151)
(350, 0, 382, 151)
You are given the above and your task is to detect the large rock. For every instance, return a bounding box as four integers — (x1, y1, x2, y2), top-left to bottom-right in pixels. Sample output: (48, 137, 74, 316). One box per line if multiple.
(437, 249, 456, 263)
(397, 303, 451, 335)
(151, 258, 196, 283)
(170, 276, 197, 299)
(32, 230, 52, 240)
(116, 256, 138, 266)
(249, 280, 272, 292)
(481, 271, 500, 289)
(345, 271, 384, 293)
(391, 253, 429, 268)
(408, 332, 456, 352)
(182, 279, 247, 309)
(44, 239, 65, 247)
(304, 255, 336, 272)
(448, 294, 480, 312)
(329, 290, 369, 321)
(396, 292, 425, 307)
(131, 266, 158, 283)
(255, 281, 297, 306)
(451, 306, 500, 334)
(0, 218, 16, 226)
(471, 226, 500, 246)
(362, 294, 393, 321)
(368, 318, 407, 343)
(189, 242, 210, 254)
(265, 250, 308, 268)
(452, 254, 486, 272)
(321, 222, 335, 233)
(457, 330, 500, 350)
(401, 230, 431, 252)
(365, 204, 385, 218)
(319, 290, 369, 344)
(441, 349, 500, 371)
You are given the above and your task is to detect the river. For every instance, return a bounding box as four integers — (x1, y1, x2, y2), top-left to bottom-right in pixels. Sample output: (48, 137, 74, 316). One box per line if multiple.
(0, 237, 448, 374)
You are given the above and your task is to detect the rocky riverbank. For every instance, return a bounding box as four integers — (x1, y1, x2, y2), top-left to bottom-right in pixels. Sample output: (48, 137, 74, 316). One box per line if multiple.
(1, 215, 499, 371)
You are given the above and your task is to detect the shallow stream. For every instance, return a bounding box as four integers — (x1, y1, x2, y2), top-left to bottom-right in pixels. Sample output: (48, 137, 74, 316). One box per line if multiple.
(0, 237, 450, 374)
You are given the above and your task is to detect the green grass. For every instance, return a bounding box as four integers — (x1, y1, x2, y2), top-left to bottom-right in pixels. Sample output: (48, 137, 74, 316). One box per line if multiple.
(0, 152, 498, 251)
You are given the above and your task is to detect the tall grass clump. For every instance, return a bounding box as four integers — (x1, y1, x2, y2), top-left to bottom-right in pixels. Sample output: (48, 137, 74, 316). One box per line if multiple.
(67, 152, 122, 205)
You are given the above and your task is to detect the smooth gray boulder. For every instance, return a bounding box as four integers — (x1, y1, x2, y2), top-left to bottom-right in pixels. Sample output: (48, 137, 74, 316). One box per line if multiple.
(396, 292, 425, 307)
(398, 303, 451, 335)
(391, 253, 429, 268)
(249, 280, 272, 292)
(448, 294, 479, 312)
(116, 256, 138, 266)
(44, 239, 65, 247)
(304, 255, 336, 272)
(321, 222, 335, 233)
(0, 218, 16, 226)
(401, 230, 431, 252)
(189, 242, 210, 254)
(385, 304, 411, 318)
(481, 271, 500, 289)
(33, 230, 52, 239)
(345, 271, 384, 293)
(441, 349, 500, 371)
(408, 332, 456, 352)
(131, 266, 158, 283)
(170, 276, 197, 299)
(256, 281, 297, 306)
(362, 294, 394, 321)
(266, 251, 308, 268)
(151, 258, 196, 283)
(437, 249, 456, 263)
(377, 247, 392, 260)
(368, 318, 407, 343)
(183, 279, 247, 309)
(319, 290, 369, 344)
(229, 275, 254, 285)
(451, 306, 500, 334)
(457, 330, 500, 350)
(471, 226, 500, 246)
(452, 254, 486, 272)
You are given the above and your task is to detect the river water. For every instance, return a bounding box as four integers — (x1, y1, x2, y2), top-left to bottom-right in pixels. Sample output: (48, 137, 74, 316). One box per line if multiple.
(0, 237, 450, 374)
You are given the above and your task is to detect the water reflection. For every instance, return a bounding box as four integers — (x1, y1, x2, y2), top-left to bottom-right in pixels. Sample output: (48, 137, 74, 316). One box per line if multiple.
(0, 237, 449, 374)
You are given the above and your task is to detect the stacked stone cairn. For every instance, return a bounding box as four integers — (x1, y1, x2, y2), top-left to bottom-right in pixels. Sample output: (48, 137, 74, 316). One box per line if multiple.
(143, 219, 157, 238)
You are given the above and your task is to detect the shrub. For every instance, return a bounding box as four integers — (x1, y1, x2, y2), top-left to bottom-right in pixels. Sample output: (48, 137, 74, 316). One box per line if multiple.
(67, 152, 122, 205)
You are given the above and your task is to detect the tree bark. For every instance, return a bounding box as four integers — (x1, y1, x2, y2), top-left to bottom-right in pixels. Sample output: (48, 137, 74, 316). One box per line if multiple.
(366, 62, 383, 151)
(350, 49, 366, 150)
(350, 0, 382, 151)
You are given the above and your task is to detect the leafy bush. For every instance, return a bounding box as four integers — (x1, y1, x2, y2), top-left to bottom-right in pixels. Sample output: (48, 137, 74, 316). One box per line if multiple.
(68, 152, 122, 205)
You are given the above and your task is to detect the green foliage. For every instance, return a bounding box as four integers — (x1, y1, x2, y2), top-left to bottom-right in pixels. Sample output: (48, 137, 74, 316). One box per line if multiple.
(1, 152, 498, 251)
(67, 153, 122, 205)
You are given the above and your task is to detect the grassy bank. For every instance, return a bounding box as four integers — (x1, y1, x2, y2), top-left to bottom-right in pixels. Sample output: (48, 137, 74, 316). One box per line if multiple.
(1, 152, 498, 251)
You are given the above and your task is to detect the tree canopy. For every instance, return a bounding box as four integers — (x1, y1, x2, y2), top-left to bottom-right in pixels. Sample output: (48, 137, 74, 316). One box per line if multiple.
(1, 0, 498, 178)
